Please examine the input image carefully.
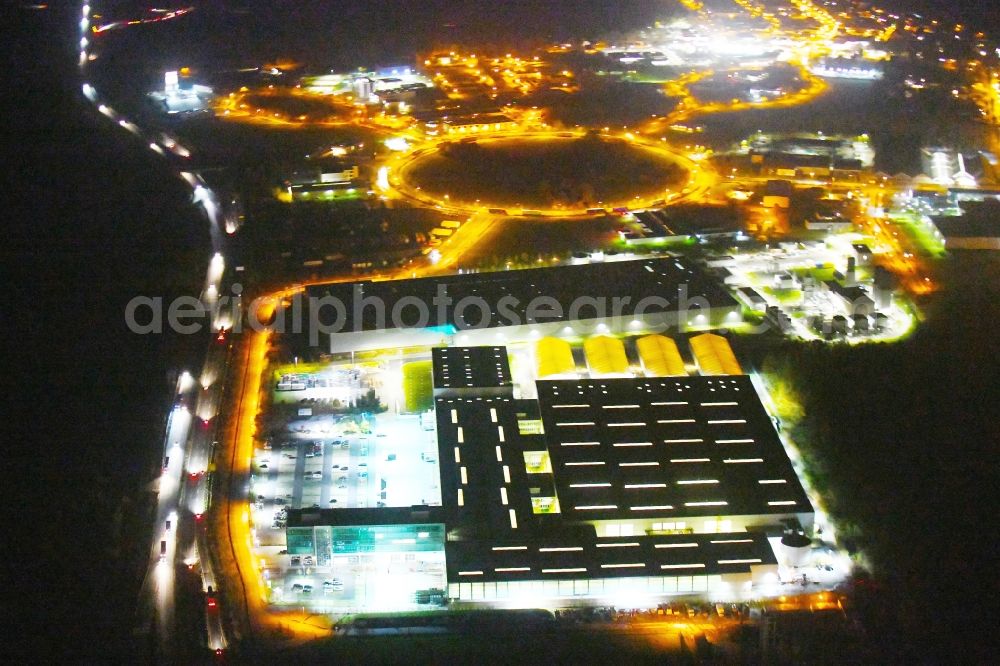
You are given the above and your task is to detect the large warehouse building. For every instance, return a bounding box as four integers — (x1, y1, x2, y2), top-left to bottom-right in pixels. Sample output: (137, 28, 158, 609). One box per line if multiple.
(304, 257, 741, 354)
(287, 342, 813, 608)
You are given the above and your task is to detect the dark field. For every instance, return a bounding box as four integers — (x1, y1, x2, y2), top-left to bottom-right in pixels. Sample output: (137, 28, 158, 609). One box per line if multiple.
(404, 135, 687, 209)
(457, 216, 622, 269)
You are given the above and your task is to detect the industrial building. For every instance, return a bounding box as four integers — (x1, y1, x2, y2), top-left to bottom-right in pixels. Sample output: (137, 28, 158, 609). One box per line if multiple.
(931, 200, 1000, 250)
(622, 208, 743, 245)
(431, 345, 513, 397)
(720, 132, 874, 184)
(280, 258, 812, 610)
(762, 180, 793, 208)
(438, 113, 518, 135)
(281, 160, 362, 190)
(305, 257, 741, 354)
(148, 69, 213, 115)
(302, 67, 433, 102)
(285, 342, 813, 608)
(811, 57, 884, 80)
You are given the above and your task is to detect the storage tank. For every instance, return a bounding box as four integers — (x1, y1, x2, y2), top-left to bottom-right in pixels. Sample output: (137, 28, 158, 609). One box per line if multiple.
(777, 532, 812, 569)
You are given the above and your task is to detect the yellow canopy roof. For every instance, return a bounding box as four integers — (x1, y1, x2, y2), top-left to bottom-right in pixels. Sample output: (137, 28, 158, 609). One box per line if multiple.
(689, 333, 743, 376)
(636, 334, 686, 377)
(584, 335, 629, 375)
(536, 337, 575, 377)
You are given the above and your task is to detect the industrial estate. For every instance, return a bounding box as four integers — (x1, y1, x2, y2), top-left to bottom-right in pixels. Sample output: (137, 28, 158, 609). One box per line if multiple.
(70, 0, 1000, 659)
(264, 259, 823, 613)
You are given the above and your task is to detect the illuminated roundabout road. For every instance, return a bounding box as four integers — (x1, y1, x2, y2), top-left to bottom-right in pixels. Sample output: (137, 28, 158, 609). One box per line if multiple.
(381, 130, 712, 217)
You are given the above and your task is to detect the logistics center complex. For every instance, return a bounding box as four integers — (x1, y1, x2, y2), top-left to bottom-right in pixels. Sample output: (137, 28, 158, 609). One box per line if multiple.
(278, 258, 815, 610)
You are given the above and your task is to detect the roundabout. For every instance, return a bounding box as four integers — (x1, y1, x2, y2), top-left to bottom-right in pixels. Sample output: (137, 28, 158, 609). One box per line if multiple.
(382, 131, 708, 217)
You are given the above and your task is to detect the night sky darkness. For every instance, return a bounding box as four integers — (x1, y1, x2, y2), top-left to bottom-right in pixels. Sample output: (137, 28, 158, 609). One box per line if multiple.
(5, 1, 997, 660)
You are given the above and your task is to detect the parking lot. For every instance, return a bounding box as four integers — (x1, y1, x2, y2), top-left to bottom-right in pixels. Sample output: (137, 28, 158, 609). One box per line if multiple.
(250, 359, 443, 609)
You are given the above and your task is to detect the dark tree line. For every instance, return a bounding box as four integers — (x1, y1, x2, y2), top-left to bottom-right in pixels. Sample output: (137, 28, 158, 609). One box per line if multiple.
(756, 255, 1000, 663)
